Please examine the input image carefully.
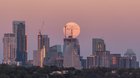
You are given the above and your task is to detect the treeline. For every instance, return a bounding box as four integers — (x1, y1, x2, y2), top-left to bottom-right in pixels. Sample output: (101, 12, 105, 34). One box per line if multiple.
(0, 64, 140, 78)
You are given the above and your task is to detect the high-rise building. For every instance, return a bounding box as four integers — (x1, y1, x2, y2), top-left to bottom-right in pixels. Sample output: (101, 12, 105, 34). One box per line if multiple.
(120, 49, 139, 68)
(87, 55, 96, 68)
(46, 45, 63, 67)
(38, 32, 49, 51)
(92, 38, 110, 68)
(110, 54, 121, 68)
(3, 33, 16, 64)
(38, 31, 50, 65)
(33, 46, 46, 67)
(63, 37, 81, 69)
(92, 38, 106, 54)
(81, 57, 87, 69)
(119, 57, 131, 68)
(13, 21, 27, 65)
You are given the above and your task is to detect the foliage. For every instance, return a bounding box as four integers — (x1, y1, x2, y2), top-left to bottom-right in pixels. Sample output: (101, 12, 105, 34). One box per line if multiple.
(0, 64, 140, 78)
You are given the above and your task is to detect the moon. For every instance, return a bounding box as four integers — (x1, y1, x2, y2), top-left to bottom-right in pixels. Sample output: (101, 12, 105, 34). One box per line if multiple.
(63, 22, 80, 38)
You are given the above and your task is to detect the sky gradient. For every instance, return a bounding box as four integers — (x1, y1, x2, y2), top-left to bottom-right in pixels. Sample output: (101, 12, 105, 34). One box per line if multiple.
(0, 0, 140, 62)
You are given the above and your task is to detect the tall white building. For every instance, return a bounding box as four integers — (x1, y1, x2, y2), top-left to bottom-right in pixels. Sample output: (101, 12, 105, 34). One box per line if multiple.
(63, 37, 81, 69)
(3, 33, 16, 64)
(33, 46, 46, 67)
(63, 22, 81, 69)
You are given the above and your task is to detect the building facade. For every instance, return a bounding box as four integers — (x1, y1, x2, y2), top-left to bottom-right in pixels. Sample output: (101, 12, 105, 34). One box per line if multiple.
(110, 54, 121, 68)
(119, 49, 139, 68)
(33, 32, 50, 67)
(63, 37, 81, 69)
(33, 47, 46, 67)
(3, 33, 16, 64)
(91, 38, 110, 68)
(13, 21, 27, 65)
(46, 45, 63, 67)
(87, 55, 96, 68)
(38, 32, 50, 65)
(92, 38, 106, 54)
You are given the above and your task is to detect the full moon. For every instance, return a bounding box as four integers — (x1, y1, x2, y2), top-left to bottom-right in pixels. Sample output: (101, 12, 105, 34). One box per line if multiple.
(63, 22, 80, 38)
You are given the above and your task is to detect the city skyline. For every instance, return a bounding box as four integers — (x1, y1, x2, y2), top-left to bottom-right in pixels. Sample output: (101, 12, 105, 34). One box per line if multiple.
(0, 0, 140, 62)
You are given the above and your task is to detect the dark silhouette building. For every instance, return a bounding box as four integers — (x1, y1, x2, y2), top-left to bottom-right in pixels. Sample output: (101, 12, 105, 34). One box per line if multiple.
(13, 21, 27, 65)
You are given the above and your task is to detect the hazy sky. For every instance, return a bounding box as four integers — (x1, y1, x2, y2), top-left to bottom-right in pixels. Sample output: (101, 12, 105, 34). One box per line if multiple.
(0, 0, 140, 62)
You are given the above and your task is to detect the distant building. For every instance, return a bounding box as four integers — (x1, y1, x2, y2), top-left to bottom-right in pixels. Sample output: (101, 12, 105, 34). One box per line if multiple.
(33, 50, 39, 66)
(63, 37, 81, 69)
(33, 31, 50, 67)
(110, 54, 121, 68)
(87, 55, 96, 68)
(46, 45, 63, 67)
(13, 21, 27, 65)
(38, 32, 49, 51)
(26, 60, 33, 67)
(38, 31, 50, 65)
(3, 33, 16, 64)
(119, 49, 139, 68)
(33, 46, 46, 67)
(92, 38, 106, 54)
(81, 57, 87, 69)
(119, 57, 131, 68)
(91, 38, 110, 68)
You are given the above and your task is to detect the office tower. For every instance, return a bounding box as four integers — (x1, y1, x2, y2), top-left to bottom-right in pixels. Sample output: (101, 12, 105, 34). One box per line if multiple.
(81, 57, 87, 69)
(33, 46, 46, 67)
(119, 49, 139, 68)
(33, 31, 50, 67)
(92, 38, 106, 54)
(38, 32, 50, 51)
(46, 45, 63, 67)
(13, 21, 27, 65)
(87, 55, 96, 68)
(63, 37, 81, 69)
(121, 49, 139, 68)
(110, 54, 121, 68)
(92, 38, 110, 68)
(63, 22, 81, 69)
(33, 50, 39, 66)
(38, 31, 50, 65)
(119, 57, 131, 68)
(3, 33, 16, 64)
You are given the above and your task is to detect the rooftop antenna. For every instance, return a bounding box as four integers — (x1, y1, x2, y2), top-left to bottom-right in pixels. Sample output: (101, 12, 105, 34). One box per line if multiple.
(38, 20, 45, 35)
(71, 28, 73, 38)
(41, 20, 45, 33)
(64, 25, 67, 38)
(71, 26, 74, 38)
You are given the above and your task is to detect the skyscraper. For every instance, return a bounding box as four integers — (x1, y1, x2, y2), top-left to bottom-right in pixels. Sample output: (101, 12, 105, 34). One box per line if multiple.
(33, 50, 40, 66)
(38, 32, 49, 54)
(46, 45, 63, 67)
(120, 49, 139, 68)
(63, 22, 81, 69)
(38, 31, 50, 65)
(33, 46, 46, 67)
(63, 37, 81, 69)
(92, 38, 106, 54)
(92, 38, 110, 68)
(87, 55, 96, 68)
(3, 33, 16, 64)
(13, 21, 27, 65)
(110, 54, 121, 68)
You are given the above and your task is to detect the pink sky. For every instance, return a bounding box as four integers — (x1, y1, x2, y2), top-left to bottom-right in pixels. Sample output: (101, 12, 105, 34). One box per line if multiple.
(0, 0, 140, 61)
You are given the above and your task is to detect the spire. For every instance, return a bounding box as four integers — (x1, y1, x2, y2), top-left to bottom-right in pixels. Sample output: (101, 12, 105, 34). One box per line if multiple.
(64, 25, 67, 38)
